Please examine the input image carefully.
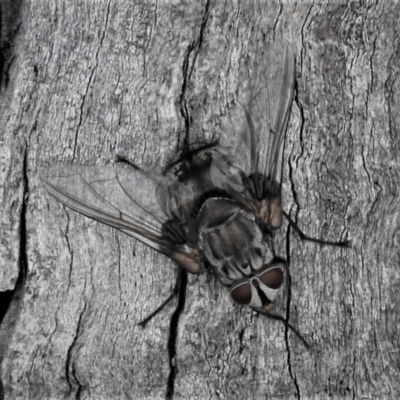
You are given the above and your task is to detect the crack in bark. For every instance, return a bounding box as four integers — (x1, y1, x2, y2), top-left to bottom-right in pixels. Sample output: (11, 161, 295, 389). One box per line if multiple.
(178, 0, 210, 150)
(64, 210, 74, 292)
(272, 1, 283, 34)
(299, 4, 313, 74)
(364, 33, 377, 117)
(166, 3, 210, 398)
(384, 39, 400, 143)
(65, 301, 87, 396)
(0, 290, 13, 324)
(115, 233, 123, 305)
(0, 0, 22, 90)
(72, 1, 111, 159)
(0, 143, 29, 399)
(285, 224, 301, 400)
(188, 0, 210, 82)
(369, 35, 377, 90)
(19, 144, 29, 285)
(178, 41, 197, 150)
(0, 143, 29, 325)
(294, 80, 305, 172)
(238, 327, 246, 355)
(285, 113, 305, 397)
(361, 127, 373, 185)
(166, 267, 187, 400)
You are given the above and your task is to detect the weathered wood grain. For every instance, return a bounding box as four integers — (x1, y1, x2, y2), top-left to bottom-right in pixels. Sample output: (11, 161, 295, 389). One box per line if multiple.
(1, 1, 400, 399)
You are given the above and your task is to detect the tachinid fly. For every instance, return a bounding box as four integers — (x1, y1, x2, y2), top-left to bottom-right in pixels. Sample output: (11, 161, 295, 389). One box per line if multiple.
(42, 41, 348, 344)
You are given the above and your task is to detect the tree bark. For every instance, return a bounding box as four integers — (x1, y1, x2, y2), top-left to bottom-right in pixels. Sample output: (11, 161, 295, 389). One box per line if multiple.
(1, 1, 400, 399)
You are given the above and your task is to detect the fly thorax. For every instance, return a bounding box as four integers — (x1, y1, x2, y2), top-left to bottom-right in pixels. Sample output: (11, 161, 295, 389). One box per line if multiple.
(197, 198, 266, 285)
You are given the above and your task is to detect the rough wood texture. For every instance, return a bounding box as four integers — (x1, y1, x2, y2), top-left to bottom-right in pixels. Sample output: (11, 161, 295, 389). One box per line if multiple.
(1, 1, 399, 399)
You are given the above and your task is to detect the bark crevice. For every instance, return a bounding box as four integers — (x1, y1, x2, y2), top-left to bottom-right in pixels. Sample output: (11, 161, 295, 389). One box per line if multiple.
(284, 224, 301, 400)
(65, 301, 87, 395)
(167, 4, 211, 397)
(166, 268, 187, 400)
(0, 143, 29, 325)
(0, 0, 23, 90)
(0, 144, 29, 399)
(178, 0, 210, 150)
(73, 0, 111, 159)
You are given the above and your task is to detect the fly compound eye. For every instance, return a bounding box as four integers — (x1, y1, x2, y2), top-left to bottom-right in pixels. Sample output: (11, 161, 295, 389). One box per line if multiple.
(258, 267, 284, 289)
(230, 282, 252, 305)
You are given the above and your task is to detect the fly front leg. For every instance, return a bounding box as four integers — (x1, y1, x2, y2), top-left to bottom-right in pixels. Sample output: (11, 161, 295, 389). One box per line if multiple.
(115, 154, 142, 170)
(283, 211, 351, 247)
(252, 308, 311, 349)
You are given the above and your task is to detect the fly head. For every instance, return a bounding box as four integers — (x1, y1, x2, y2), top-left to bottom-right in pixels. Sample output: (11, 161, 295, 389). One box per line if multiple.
(229, 258, 285, 313)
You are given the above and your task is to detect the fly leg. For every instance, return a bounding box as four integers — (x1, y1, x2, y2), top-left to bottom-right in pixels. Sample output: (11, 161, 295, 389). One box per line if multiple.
(115, 154, 141, 170)
(283, 211, 351, 247)
(163, 140, 220, 176)
(252, 308, 311, 349)
(138, 291, 177, 328)
(138, 266, 186, 328)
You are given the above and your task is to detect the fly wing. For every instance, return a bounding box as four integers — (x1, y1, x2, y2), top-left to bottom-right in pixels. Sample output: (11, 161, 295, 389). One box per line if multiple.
(218, 40, 295, 188)
(42, 164, 203, 273)
(257, 41, 295, 185)
(42, 164, 172, 252)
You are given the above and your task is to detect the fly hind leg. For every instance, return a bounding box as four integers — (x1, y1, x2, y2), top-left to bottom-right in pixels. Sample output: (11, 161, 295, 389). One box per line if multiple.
(283, 211, 351, 248)
(138, 266, 187, 328)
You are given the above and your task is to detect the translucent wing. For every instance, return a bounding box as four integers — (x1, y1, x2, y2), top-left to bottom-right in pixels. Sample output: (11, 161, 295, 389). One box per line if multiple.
(218, 40, 295, 187)
(41, 164, 202, 273)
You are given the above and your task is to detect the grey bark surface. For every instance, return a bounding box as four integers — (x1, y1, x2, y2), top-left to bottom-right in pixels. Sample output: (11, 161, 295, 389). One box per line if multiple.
(1, 1, 399, 399)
